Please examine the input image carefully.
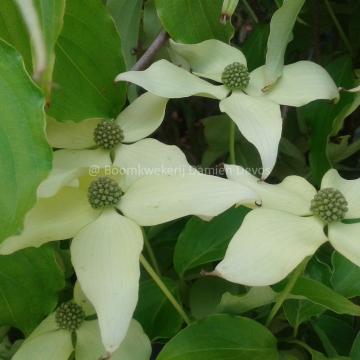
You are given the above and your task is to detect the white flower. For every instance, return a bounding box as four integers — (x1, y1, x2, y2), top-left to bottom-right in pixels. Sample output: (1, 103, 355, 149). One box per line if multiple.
(116, 40, 338, 178)
(12, 284, 152, 360)
(214, 165, 360, 286)
(1, 149, 256, 353)
(47, 91, 168, 151)
(42, 91, 171, 196)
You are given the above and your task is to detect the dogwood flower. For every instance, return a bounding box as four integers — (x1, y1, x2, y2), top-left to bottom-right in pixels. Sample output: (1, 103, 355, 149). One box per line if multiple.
(116, 40, 338, 178)
(13, 284, 151, 360)
(42, 91, 170, 195)
(46, 91, 168, 151)
(1, 148, 256, 354)
(214, 165, 360, 286)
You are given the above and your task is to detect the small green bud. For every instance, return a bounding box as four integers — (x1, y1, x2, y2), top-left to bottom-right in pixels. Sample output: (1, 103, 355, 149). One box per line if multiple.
(94, 121, 123, 150)
(88, 176, 123, 209)
(55, 302, 85, 332)
(221, 62, 250, 90)
(311, 188, 348, 223)
(221, 0, 239, 23)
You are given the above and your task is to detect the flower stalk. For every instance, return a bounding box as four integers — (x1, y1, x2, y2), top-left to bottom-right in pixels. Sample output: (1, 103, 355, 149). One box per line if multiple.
(140, 254, 191, 325)
(229, 120, 236, 164)
(143, 230, 161, 275)
(265, 257, 309, 327)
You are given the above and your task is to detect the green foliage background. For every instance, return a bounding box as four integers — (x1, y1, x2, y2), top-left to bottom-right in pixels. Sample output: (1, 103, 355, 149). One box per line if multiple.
(0, 0, 359, 359)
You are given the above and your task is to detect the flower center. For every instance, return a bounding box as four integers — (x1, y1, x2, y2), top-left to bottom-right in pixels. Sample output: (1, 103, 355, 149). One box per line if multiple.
(310, 188, 348, 223)
(55, 302, 85, 332)
(221, 62, 250, 90)
(93, 120, 123, 150)
(88, 176, 123, 209)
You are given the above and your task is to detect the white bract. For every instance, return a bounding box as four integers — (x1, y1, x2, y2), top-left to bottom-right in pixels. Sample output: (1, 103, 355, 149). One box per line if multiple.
(264, 0, 305, 87)
(1, 148, 256, 353)
(116, 39, 338, 178)
(13, 285, 152, 360)
(214, 165, 360, 286)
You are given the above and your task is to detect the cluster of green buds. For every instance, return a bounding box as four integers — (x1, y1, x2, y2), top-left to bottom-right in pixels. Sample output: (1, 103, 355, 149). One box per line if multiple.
(88, 176, 123, 209)
(311, 188, 348, 223)
(93, 121, 123, 150)
(222, 62, 250, 90)
(55, 302, 85, 332)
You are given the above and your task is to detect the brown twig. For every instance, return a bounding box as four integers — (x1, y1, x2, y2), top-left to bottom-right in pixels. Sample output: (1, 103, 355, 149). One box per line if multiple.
(131, 30, 169, 71)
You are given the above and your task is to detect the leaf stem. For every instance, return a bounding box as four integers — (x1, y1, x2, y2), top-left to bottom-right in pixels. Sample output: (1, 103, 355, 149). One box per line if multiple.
(229, 120, 236, 164)
(143, 230, 161, 275)
(242, 0, 259, 23)
(323, 0, 353, 56)
(140, 254, 191, 325)
(265, 258, 309, 327)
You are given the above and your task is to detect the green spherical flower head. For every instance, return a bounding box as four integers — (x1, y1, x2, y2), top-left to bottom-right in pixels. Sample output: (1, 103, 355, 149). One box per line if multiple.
(55, 302, 85, 332)
(311, 188, 348, 223)
(94, 120, 123, 150)
(222, 62, 250, 90)
(88, 176, 123, 209)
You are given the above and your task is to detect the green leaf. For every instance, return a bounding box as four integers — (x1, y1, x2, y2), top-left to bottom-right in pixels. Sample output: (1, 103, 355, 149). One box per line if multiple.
(279, 352, 301, 360)
(283, 299, 325, 329)
(291, 277, 360, 316)
(279, 351, 304, 360)
(157, 314, 279, 360)
(0, 40, 51, 242)
(174, 206, 250, 277)
(330, 252, 360, 298)
(48, 0, 126, 122)
(264, 0, 305, 87)
(312, 321, 338, 358)
(202, 114, 261, 169)
(155, 0, 233, 43)
(349, 3, 360, 52)
(218, 287, 277, 315)
(107, 0, 143, 69)
(134, 277, 182, 341)
(313, 315, 356, 356)
(274, 139, 308, 179)
(218, 286, 325, 325)
(298, 56, 356, 185)
(313, 354, 328, 360)
(292, 341, 331, 360)
(307, 256, 332, 287)
(202, 115, 231, 167)
(0, 246, 65, 335)
(0, 0, 32, 71)
(146, 219, 187, 273)
(309, 349, 332, 360)
(328, 136, 360, 164)
(142, 0, 162, 48)
(293, 340, 350, 360)
(242, 24, 269, 72)
(350, 332, 360, 360)
(190, 277, 238, 319)
(331, 83, 360, 136)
